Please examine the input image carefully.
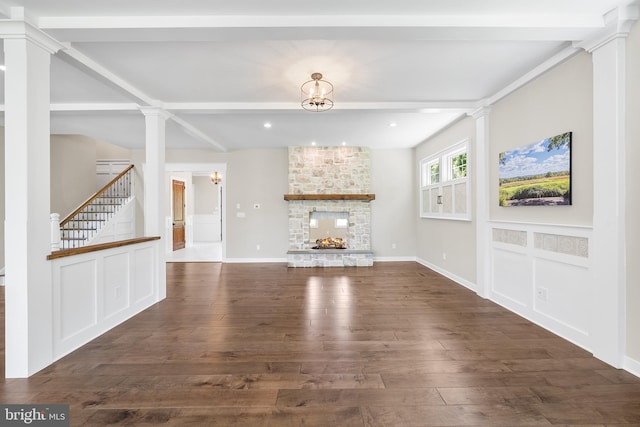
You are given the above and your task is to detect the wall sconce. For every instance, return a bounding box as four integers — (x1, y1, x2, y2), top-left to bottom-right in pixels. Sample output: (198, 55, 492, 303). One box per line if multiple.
(210, 171, 222, 185)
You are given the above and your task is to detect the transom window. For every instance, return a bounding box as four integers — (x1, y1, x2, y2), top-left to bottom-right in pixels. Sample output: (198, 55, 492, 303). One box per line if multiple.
(419, 139, 471, 220)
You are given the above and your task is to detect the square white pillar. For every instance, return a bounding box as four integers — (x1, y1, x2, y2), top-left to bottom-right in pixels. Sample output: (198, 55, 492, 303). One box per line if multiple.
(590, 36, 627, 367)
(141, 108, 168, 300)
(4, 34, 55, 377)
(472, 108, 491, 298)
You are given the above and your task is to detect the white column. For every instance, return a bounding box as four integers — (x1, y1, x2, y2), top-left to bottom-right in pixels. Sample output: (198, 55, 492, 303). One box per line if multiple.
(3, 24, 59, 377)
(472, 107, 492, 298)
(140, 107, 168, 300)
(589, 36, 627, 367)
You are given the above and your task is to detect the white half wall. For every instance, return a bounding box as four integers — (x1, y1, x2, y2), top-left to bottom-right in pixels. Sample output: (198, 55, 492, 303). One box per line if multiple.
(50, 239, 162, 362)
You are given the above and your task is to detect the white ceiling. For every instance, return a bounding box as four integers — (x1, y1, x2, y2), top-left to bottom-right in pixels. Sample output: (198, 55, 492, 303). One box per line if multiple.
(0, 0, 636, 151)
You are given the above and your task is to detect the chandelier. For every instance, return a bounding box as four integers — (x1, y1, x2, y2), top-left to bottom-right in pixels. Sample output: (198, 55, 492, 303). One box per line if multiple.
(301, 72, 334, 112)
(210, 171, 222, 185)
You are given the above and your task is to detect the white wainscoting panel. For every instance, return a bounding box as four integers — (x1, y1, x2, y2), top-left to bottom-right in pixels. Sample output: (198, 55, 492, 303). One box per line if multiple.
(58, 259, 97, 341)
(489, 221, 592, 351)
(193, 214, 221, 242)
(51, 239, 161, 361)
(491, 247, 529, 309)
(133, 246, 155, 303)
(103, 252, 130, 320)
(533, 257, 589, 344)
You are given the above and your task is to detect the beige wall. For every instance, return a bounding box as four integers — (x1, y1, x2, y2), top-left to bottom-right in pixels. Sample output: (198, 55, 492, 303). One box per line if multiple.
(131, 147, 417, 260)
(193, 176, 219, 215)
(50, 135, 98, 218)
(133, 148, 289, 259)
(414, 116, 477, 283)
(490, 52, 593, 225)
(96, 139, 131, 159)
(225, 149, 289, 259)
(370, 148, 416, 258)
(0, 133, 130, 270)
(626, 21, 640, 362)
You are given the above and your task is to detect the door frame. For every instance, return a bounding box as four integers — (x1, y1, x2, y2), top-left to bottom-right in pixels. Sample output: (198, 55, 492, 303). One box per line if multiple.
(171, 178, 186, 251)
(165, 163, 227, 260)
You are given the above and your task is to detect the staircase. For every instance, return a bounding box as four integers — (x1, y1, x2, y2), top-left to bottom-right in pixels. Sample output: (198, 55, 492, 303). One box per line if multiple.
(57, 165, 134, 250)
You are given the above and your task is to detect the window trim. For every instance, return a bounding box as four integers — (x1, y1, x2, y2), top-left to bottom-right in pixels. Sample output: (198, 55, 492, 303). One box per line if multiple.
(419, 139, 471, 221)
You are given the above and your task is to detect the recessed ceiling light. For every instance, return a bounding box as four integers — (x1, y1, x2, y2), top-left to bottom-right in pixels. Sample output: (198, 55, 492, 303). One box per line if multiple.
(341, 141, 347, 146)
(389, 122, 397, 128)
(263, 122, 272, 128)
(311, 141, 317, 146)
(0, 65, 6, 72)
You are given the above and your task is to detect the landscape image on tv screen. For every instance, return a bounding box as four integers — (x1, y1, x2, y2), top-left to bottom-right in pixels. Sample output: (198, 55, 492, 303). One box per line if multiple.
(498, 132, 571, 207)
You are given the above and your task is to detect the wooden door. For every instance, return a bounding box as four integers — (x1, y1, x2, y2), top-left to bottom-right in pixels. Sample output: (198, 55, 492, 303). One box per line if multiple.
(172, 180, 186, 251)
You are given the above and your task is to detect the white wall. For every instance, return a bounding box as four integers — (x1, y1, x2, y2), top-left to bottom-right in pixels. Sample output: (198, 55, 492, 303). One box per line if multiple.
(626, 21, 640, 365)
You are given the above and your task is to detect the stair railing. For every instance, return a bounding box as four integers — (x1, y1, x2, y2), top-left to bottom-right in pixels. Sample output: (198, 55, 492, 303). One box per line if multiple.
(53, 164, 135, 250)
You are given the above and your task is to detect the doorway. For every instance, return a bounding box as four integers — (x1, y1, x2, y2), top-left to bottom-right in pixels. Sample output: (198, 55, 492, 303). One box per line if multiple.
(164, 163, 226, 262)
(172, 179, 186, 251)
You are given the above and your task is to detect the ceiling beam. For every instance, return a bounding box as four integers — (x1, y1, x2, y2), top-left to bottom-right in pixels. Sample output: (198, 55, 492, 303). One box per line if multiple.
(55, 46, 226, 151)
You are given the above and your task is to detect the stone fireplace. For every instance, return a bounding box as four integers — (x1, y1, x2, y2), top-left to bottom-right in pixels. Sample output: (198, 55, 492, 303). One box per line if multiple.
(285, 147, 374, 267)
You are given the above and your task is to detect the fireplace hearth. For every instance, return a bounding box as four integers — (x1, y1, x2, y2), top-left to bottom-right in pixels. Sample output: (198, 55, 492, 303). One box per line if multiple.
(286, 147, 374, 267)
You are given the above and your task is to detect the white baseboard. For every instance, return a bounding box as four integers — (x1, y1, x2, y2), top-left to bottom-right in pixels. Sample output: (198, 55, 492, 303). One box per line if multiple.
(374, 256, 417, 262)
(415, 257, 477, 293)
(223, 257, 287, 264)
(624, 356, 640, 379)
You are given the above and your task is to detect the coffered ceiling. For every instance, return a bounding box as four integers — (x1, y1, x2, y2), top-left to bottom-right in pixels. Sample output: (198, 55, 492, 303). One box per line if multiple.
(0, 1, 636, 151)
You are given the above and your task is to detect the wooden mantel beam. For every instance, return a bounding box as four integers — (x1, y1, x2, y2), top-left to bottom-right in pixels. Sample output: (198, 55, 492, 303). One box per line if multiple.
(284, 194, 375, 201)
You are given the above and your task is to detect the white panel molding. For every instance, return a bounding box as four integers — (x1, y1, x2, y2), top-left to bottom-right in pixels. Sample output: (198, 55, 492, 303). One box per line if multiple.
(51, 239, 162, 362)
(490, 246, 529, 310)
(192, 214, 221, 243)
(488, 221, 593, 352)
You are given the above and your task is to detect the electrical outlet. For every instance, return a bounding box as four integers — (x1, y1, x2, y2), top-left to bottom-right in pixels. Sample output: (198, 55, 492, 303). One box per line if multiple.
(442, 252, 447, 260)
(536, 287, 548, 301)
(256, 244, 261, 251)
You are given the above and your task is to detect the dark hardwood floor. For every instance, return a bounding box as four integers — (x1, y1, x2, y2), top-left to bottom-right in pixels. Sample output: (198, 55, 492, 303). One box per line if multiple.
(1, 262, 640, 426)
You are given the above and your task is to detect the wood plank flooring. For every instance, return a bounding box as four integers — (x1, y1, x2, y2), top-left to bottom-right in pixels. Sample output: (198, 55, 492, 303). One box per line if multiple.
(1, 262, 640, 426)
